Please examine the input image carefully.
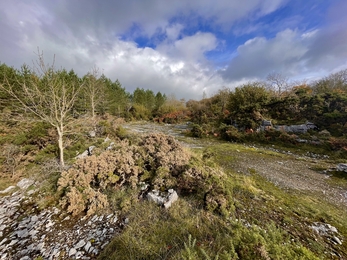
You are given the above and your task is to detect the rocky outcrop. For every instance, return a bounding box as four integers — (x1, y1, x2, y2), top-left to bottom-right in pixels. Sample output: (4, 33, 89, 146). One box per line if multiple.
(311, 222, 343, 246)
(337, 163, 347, 173)
(146, 189, 179, 209)
(258, 120, 317, 134)
(0, 180, 123, 260)
(76, 146, 96, 160)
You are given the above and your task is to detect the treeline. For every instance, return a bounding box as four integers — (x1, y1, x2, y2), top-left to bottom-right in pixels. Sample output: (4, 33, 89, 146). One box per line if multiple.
(1, 60, 347, 135)
(1, 56, 347, 166)
(0, 62, 187, 123)
(187, 70, 347, 139)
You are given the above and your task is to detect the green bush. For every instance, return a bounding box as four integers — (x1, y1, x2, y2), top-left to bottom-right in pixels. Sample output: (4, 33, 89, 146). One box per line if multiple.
(115, 125, 128, 140)
(219, 125, 244, 142)
(189, 124, 205, 138)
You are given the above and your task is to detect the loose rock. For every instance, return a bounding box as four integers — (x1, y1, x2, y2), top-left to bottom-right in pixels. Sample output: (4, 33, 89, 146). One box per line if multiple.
(0, 180, 121, 259)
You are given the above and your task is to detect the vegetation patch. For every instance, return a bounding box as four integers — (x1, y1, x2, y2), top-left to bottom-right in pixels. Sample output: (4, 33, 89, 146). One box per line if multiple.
(57, 133, 234, 217)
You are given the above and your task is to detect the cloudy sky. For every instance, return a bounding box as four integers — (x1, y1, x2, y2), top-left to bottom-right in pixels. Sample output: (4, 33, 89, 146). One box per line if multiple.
(1, 0, 347, 99)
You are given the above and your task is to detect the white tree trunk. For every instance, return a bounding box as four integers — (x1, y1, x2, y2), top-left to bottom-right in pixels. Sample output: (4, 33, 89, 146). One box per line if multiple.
(57, 127, 64, 168)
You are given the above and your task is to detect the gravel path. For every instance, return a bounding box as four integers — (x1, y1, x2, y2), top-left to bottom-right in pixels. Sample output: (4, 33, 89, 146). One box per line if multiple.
(232, 148, 347, 207)
(124, 122, 347, 209)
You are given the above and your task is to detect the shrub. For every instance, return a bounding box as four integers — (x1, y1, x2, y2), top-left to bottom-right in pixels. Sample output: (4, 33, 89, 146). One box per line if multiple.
(189, 123, 204, 138)
(57, 134, 191, 216)
(219, 125, 244, 142)
(57, 133, 235, 217)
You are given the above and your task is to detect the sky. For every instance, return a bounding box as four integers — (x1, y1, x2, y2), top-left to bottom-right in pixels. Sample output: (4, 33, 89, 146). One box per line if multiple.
(1, 0, 347, 100)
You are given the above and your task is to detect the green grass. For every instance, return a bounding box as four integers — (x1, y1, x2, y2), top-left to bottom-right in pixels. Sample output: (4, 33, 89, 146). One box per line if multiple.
(100, 142, 347, 259)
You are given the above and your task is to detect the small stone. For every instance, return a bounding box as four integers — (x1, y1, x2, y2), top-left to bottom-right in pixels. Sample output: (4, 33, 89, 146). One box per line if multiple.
(46, 220, 54, 228)
(27, 189, 35, 195)
(9, 239, 18, 246)
(164, 190, 178, 209)
(29, 229, 38, 236)
(69, 248, 77, 257)
(19, 256, 30, 260)
(106, 213, 113, 219)
(0, 186, 16, 194)
(37, 242, 45, 251)
(89, 131, 96, 138)
(17, 229, 29, 238)
(52, 248, 60, 257)
(75, 239, 86, 249)
(124, 218, 129, 224)
(76, 251, 84, 259)
(0, 238, 8, 246)
(332, 236, 342, 245)
(17, 179, 34, 190)
(113, 216, 118, 223)
(31, 215, 39, 223)
(147, 191, 165, 205)
(327, 224, 338, 233)
(337, 163, 347, 172)
(84, 241, 91, 252)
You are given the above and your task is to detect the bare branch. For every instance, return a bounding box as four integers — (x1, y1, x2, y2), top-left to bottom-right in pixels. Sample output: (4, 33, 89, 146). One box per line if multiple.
(0, 52, 83, 167)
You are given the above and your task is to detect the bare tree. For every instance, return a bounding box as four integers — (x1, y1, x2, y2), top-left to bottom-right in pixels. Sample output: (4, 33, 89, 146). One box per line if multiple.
(266, 72, 291, 97)
(83, 66, 104, 122)
(0, 51, 83, 168)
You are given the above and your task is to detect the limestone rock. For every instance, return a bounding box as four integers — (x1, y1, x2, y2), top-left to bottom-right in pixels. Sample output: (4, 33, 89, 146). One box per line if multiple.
(337, 163, 347, 173)
(0, 191, 120, 259)
(332, 236, 342, 245)
(164, 190, 178, 209)
(89, 130, 96, 138)
(69, 247, 77, 257)
(147, 189, 179, 209)
(17, 179, 34, 190)
(0, 186, 16, 194)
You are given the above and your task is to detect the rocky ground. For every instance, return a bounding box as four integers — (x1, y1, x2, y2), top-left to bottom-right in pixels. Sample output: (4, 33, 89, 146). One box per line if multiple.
(1, 122, 346, 259)
(0, 179, 123, 260)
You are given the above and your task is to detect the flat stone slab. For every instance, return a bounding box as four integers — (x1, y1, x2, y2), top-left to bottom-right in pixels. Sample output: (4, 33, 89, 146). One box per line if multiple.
(0, 186, 16, 194)
(17, 179, 34, 190)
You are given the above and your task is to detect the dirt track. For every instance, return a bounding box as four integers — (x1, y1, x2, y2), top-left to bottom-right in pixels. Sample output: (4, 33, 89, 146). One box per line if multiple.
(124, 122, 347, 209)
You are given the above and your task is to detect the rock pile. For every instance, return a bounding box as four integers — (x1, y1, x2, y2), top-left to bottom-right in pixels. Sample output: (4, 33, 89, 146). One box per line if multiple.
(0, 179, 122, 260)
(146, 189, 179, 209)
(337, 163, 347, 173)
(311, 222, 343, 246)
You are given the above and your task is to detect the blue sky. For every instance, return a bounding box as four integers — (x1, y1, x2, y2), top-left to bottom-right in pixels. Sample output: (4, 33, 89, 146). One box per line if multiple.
(0, 0, 346, 99)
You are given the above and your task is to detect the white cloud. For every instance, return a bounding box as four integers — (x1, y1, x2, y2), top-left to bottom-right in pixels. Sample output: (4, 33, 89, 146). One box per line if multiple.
(165, 24, 184, 41)
(1, 0, 347, 100)
(221, 29, 309, 81)
(158, 32, 218, 63)
(96, 37, 224, 99)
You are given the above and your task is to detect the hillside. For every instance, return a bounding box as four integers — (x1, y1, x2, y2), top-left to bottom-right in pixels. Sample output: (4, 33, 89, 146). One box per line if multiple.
(0, 61, 347, 259)
(0, 120, 346, 259)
